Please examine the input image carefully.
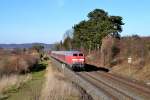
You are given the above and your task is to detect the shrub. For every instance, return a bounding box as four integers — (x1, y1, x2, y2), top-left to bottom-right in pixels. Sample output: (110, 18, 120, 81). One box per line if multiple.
(0, 49, 40, 76)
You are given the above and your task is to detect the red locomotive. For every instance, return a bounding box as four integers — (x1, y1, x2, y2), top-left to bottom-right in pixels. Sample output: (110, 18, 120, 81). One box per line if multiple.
(51, 51, 85, 70)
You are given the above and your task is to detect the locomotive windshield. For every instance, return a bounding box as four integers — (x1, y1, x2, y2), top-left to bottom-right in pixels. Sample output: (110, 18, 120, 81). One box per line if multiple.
(73, 54, 78, 56)
(79, 53, 83, 56)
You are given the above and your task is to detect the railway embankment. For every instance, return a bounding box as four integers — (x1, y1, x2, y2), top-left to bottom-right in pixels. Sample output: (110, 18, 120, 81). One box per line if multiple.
(40, 61, 84, 100)
(51, 57, 150, 100)
(86, 36, 150, 85)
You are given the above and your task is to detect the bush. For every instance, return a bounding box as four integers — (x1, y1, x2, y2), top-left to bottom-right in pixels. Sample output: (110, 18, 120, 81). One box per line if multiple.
(101, 36, 120, 66)
(0, 49, 40, 76)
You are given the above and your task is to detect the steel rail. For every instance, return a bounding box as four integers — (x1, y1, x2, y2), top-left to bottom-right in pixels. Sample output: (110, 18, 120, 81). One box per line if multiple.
(93, 71, 150, 100)
(77, 72, 133, 100)
(107, 72, 150, 93)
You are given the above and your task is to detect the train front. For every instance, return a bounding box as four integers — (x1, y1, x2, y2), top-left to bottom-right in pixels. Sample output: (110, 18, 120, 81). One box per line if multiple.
(70, 51, 85, 70)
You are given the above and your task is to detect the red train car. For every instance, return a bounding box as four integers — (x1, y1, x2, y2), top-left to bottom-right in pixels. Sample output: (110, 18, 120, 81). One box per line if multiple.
(51, 51, 85, 69)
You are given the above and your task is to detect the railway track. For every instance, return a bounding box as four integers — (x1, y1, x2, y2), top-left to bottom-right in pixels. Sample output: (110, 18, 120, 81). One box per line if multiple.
(107, 72, 150, 94)
(77, 71, 150, 100)
(77, 72, 132, 100)
(51, 58, 150, 100)
(95, 71, 150, 99)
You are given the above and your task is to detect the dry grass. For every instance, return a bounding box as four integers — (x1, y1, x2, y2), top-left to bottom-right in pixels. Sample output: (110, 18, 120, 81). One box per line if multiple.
(0, 74, 32, 98)
(109, 36, 150, 83)
(40, 61, 81, 100)
(0, 75, 18, 94)
(111, 63, 150, 83)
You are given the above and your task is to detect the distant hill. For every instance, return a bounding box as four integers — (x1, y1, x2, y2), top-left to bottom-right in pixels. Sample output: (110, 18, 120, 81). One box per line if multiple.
(0, 43, 54, 50)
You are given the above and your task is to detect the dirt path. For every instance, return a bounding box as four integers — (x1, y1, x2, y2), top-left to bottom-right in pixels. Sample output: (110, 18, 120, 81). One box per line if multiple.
(40, 61, 82, 100)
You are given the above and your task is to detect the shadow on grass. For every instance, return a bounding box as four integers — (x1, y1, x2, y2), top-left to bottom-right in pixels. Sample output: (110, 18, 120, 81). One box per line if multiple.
(29, 63, 47, 72)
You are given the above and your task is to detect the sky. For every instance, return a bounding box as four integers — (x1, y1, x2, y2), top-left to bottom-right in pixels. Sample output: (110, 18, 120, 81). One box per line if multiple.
(0, 0, 150, 44)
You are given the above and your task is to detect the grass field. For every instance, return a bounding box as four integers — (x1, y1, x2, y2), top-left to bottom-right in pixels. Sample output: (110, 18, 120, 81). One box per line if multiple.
(5, 67, 45, 100)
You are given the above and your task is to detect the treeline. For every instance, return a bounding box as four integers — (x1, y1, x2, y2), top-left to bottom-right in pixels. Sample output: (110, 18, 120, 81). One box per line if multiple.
(55, 9, 124, 52)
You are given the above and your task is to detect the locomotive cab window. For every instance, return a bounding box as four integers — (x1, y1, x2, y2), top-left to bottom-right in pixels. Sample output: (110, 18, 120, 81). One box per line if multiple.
(79, 53, 83, 56)
(73, 54, 78, 56)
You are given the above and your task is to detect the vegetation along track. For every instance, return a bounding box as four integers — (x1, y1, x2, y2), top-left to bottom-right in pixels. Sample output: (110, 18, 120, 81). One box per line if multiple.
(78, 70, 150, 100)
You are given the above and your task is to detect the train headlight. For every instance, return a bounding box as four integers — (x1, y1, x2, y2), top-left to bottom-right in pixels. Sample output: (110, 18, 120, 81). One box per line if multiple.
(72, 59, 78, 62)
(72, 58, 84, 63)
(79, 59, 84, 62)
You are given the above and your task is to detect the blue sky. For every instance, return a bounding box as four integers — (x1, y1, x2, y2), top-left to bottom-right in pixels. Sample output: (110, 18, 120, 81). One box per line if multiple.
(0, 0, 150, 44)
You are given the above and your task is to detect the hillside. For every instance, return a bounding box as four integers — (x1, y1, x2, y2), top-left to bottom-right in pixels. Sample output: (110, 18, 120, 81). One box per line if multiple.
(0, 43, 54, 50)
(86, 36, 150, 84)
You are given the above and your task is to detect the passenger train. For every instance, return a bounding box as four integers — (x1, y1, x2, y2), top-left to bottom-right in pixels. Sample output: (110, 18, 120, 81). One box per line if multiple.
(51, 51, 85, 70)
